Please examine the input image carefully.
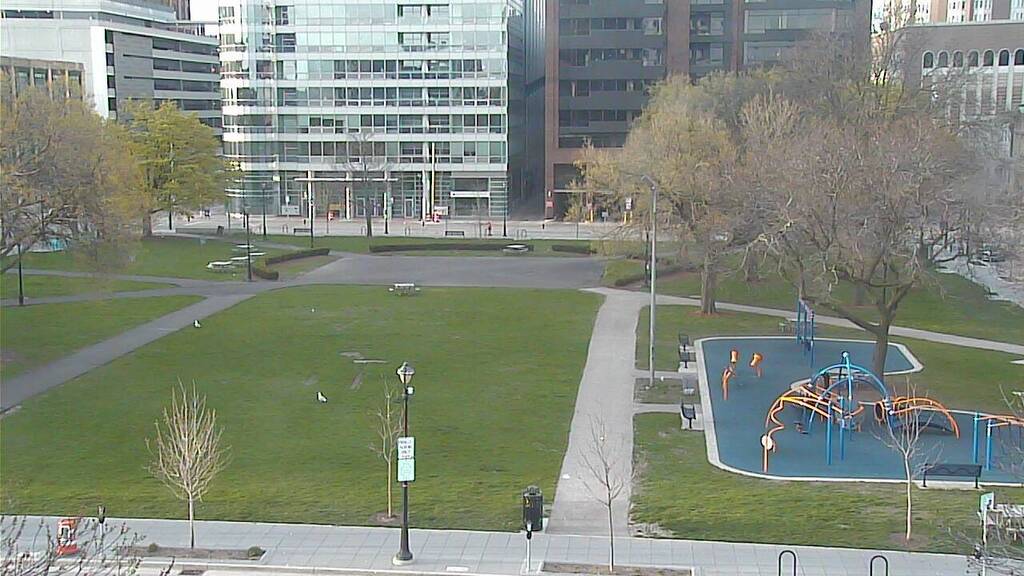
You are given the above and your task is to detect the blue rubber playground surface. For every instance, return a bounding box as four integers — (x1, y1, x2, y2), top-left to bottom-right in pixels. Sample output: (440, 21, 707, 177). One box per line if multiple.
(700, 337, 1019, 483)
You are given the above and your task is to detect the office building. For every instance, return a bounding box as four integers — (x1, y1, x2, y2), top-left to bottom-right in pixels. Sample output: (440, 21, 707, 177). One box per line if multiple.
(219, 0, 525, 220)
(543, 0, 868, 218)
(162, 0, 190, 20)
(1, 0, 220, 129)
(897, 0, 1024, 23)
(1, 56, 85, 100)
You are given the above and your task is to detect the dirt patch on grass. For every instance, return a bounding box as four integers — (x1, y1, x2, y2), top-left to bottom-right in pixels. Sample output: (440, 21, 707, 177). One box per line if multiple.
(544, 562, 691, 576)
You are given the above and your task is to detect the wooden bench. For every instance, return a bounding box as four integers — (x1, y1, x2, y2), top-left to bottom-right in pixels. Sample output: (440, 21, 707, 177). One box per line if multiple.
(444, 230, 465, 237)
(389, 283, 420, 296)
(922, 463, 982, 488)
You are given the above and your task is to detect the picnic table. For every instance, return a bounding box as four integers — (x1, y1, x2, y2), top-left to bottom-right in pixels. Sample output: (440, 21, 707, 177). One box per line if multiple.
(234, 244, 256, 251)
(389, 283, 420, 296)
(206, 261, 233, 272)
(230, 256, 250, 265)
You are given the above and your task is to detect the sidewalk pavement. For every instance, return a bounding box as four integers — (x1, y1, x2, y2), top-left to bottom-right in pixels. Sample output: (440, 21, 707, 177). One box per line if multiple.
(14, 516, 968, 576)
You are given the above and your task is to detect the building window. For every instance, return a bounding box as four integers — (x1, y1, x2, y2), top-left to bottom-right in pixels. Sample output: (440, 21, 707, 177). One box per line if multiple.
(953, 51, 963, 67)
(1015, 49, 1024, 65)
(643, 17, 663, 35)
(923, 51, 934, 68)
(983, 50, 994, 66)
(937, 51, 949, 67)
(967, 50, 979, 67)
(998, 49, 1010, 66)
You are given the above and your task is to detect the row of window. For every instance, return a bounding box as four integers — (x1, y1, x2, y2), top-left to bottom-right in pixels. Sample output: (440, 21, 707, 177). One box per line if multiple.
(221, 30, 505, 55)
(558, 79, 656, 98)
(692, 14, 726, 36)
(558, 48, 664, 67)
(223, 140, 507, 165)
(153, 79, 219, 92)
(558, 109, 643, 127)
(153, 58, 218, 74)
(224, 113, 507, 135)
(744, 9, 836, 34)
(223, 86, 506, 108)
(557, 133, 628, 149)
(923, 48, 1024, 69)
(558, 17, 664, 36)
(220, 2, 506, 26)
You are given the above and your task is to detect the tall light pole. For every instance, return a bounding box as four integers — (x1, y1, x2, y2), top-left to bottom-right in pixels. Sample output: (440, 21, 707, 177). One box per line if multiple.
(641, 175, 658, 390)
(16, 243, 25, 306)
(394, 362, 416, 565)
(244, 211, 253, 282)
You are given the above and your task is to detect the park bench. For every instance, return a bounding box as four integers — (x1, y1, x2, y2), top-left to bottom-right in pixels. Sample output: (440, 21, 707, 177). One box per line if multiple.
(922, 463, 982, 488)
(680, 403, 697, 429)
(389, 283, 420, 296)
(206, 261, 233, 272)
(444, 230, 465, 237)
(678, 333, 695, 368)
(293, 227, 312, 235)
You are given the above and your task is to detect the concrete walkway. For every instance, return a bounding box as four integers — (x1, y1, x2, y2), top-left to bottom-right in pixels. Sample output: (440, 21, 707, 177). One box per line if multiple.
(13, 516, 973, 576)
(0, 294, 253, 411)
(547, 290, 646, 536)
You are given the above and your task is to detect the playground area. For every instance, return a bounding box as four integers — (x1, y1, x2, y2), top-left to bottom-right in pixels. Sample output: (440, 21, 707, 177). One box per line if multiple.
(697, 303, 1023, 484)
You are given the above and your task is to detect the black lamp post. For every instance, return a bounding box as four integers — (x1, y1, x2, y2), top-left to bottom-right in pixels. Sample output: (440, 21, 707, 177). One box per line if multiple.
(394, 361, 416, 565)
(16, 243, 25, 306)
(244, 211, 253, 282)
(262, 189, 268, 239)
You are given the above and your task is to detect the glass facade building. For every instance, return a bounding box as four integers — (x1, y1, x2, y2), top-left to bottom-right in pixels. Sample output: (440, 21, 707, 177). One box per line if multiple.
(219, 0, 525, 220)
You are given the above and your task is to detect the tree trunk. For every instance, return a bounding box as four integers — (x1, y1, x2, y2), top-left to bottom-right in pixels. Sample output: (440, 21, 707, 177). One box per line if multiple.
(386, 461, 393, 517)
(871, 325, 890, 384)
(701, 254, 717, 315)
(904, 461, 913, 541)
(607, 502, 615, 571)
(188, 495, 195, 549)
(167, 209, 173, 232)
(143, 212, 154, 237)
(743, 253, 759, 282)
(853, 284, 867, 306)
(365, 202, 373, 238)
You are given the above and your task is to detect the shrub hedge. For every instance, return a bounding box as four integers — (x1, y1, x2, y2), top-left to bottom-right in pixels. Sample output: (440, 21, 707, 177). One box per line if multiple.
(368, 242, 533, 253)
(551, 244, 596, 255)
(264, 248, 330, 265)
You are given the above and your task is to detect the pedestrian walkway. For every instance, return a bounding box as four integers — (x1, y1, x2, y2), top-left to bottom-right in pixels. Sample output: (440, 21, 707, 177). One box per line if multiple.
(0, 294, 253, 411)
(14, 516, 970, 576)
(547, 291, 646, 536)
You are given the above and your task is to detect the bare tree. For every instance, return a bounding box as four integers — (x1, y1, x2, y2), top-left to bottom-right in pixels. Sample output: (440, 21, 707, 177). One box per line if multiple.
(369, 379, 403, 519)
(0, 516, 172, 576)
(147, 382, 229, 549)
(579, 417, 631, 572)
(876, 380, 939, 543)
(342, 131, 393, 238)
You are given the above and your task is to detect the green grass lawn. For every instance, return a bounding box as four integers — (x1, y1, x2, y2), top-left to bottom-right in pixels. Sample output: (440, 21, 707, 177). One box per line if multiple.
(638, 305, 1023, 414)
(0, 296, 202, 378)
(651, 264, 1024, 345)
(633, 414, 1023, 553)
(0, 286, 601, 530)
(0, 275, 167, 300)
(13, 237, 287, 281)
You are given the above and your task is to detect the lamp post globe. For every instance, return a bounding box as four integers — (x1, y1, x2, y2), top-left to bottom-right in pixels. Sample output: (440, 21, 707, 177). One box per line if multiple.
(397, 362, 415, 385)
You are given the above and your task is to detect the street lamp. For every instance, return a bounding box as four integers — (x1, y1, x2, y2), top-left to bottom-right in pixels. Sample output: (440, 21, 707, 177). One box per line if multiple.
(640, 175, 658, 392)
(394, 361, 416, 565)
(244, 210, 253, 282)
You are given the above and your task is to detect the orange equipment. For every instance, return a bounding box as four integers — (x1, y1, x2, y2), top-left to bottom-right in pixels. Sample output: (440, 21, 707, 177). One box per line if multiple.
(722, 366, 736, 400)
(750, 352, 764, 378)
(729, 349, 740, 366)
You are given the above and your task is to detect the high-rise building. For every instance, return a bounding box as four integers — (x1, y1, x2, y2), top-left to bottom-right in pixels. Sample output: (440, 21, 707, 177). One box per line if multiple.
(543, 0, 867, 218)
(218, 0, 525, 221)
(1, 0, 220, 128)
(1, 56, 85, 100)
(896, 0, 1024, 23)
(162, 0, 191, 20)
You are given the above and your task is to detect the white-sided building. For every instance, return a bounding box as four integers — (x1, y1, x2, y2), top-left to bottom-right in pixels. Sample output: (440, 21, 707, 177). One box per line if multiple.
(217, 0, 525, 220)
(1, 0, 220, 129)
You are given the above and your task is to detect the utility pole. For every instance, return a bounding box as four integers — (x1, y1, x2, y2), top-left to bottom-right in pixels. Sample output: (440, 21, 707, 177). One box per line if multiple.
(17, 243, 25, 306)
(643, 176, 658, 390)
(245, 211, 253, 282)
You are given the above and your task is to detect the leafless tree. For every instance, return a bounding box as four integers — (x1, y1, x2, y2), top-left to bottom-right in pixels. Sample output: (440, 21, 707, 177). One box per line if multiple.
(580, 417, 632, 572)
(876, 380, 940, 543)
(146, 382, 229, 549)
(342, 131, 393, 238)
(369, 379, 403, 519)
(0, 516, 173, 576)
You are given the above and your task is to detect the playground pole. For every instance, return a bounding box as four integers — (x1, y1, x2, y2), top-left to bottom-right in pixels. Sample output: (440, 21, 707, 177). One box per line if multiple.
(809, 312, 815, 367)
(986, 419, 994, 470)
(972, 413, 981, 464)
(826, 403, 833, 466)
(839, 397, 846, 461)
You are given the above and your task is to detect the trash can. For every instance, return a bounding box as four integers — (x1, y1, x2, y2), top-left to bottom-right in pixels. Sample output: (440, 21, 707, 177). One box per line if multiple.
(216, 225, 225, 236)
(522, 486, 543, 532)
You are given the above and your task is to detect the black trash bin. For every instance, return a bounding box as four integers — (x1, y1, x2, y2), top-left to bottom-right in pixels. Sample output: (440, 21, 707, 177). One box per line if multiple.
(216, 225, 225, 236)
(522, 486, 543, 532)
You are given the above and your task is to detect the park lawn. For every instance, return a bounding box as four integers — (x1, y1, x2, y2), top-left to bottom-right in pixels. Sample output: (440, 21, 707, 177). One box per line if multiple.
(15, 237, 288, 281)
(633, 414, 1024, 553)
(0, 296, 202, 379)
(638, 305, 1023, 414)
(654, 265, 1024, 345)
(0, 286, 601, 531)
(0, 275, 167, 300)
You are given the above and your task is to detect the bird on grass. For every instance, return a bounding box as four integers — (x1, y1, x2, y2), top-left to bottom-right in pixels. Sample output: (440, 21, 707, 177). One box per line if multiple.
(193, 320, 201, 328)
(317, 391, 328, 403)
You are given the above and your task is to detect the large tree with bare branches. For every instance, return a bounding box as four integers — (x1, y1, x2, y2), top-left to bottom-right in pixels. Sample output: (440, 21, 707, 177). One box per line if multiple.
(147, 382, 229, 549)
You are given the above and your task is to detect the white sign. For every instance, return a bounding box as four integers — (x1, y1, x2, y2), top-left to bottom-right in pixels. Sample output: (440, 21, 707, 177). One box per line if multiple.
(981, 492, 995, 515)
(280, 205, 300, 216)
(398, 437, 415, 460)
(397, 458, 415, 482)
